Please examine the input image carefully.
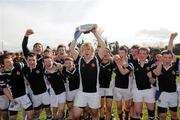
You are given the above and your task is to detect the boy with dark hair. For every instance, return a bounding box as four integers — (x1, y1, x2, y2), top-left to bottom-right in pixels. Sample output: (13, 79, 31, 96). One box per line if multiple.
(0, 54, 33, 120)
(129, 45, 140, 63)
(44, 56, 66, 120)
(153, 50, 179, 120)
(0, 54, 9, 120)
(113, 46, 133, 120)
(55, 44, 68, 64)
(99, 48, 114, 120)
(62, 57, 80, 120)
(131, 47, 155, 120)
(22, 53, 51, 120)
(22, 29, 52, 119)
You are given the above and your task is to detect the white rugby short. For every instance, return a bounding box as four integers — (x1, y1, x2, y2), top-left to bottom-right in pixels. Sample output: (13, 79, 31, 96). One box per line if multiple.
(50, 92, 66, 107)
(74, 91, 101, 109)
(100, 87, 113, 97)
(133, 88, 155, 103)
(8, 94, 32, 111)
(0, 95, 9, 110)
(32, 91, 50, 108)
(113, 87, 132, 101)
(177, 83, 180, 107)
(66, 89, 77, 102)
(156, 92, 178, 108)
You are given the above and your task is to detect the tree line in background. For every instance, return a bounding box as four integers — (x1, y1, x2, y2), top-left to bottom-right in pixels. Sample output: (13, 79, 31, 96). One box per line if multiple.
(76, 39, 180, 55)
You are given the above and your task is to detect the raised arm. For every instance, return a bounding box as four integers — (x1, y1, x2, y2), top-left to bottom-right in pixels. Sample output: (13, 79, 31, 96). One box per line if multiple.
(22, 29, 34, 58)
(91, 26, 106, 59)
(167, 32, 178, 52)
(69, 30, 82, 60)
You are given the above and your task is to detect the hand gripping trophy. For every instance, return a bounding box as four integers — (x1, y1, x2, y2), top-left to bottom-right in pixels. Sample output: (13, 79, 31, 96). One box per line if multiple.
(74, 24, 97, 40)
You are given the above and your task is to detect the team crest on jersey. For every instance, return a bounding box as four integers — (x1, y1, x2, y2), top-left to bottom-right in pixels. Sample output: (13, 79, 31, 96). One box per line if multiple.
(108, 68, 111, 72)
(136, 68, 139, 71)
(57, 72, 60, 76)
(36, 70, 40, 74)
(146, 67, 150, 71)
(91, 63, 95, 68)
(172, 71, 176, 75)
(6, 79, 10, 83)
(82, 63, 85, 68)
(16, 71, 20, 75)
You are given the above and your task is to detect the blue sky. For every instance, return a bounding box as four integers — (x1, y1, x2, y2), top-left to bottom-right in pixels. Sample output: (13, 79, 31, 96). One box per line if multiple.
(0, 0, 180, 52)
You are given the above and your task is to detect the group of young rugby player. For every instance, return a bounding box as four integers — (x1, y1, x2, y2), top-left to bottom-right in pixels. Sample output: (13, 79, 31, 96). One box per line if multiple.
(0, 25, 180, 120)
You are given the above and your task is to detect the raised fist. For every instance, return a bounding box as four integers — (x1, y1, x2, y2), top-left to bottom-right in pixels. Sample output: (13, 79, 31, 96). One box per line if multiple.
(113, 55, 120, 63)
(25, 29, 34, 36)
(170, 32, 178, 40)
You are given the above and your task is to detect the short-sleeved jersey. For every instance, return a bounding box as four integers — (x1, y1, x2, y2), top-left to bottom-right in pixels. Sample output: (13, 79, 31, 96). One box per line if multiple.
(132, 60, 153, 90)
(22, 63, 47, 95)
(77, 55, 101, 93)
(0, 64, 26, 98)
(99, 61, 114, 88)
(62, 67, 79, 91)
(157, 62, 178, 92)
(44, 70, 65, 95)
(114, 61, 133, 89)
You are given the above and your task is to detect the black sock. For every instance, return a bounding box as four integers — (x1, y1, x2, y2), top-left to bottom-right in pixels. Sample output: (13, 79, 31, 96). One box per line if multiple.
(119, 113, 123, 120)
(100, 117, 105, 120)
(140, 113, 143, 118)
(124, 110, 129, 120)
(46, 116, 52, 120)
(148, 109, 155, 120)
(66, 110, 69, 118)
(171, 118, 178, 120)
(130, 117, 140, 120)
